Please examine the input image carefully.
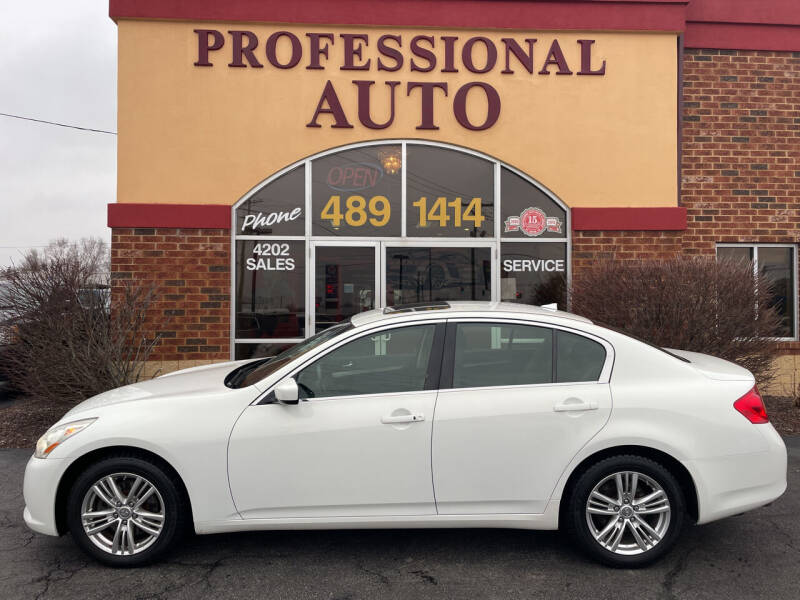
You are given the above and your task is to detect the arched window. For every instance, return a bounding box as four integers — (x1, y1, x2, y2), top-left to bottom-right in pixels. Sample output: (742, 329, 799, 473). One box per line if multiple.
(232, 141, 570, 359)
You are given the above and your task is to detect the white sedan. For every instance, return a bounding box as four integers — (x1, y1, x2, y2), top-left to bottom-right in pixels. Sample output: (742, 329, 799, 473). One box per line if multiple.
(23, 301, 787, 567)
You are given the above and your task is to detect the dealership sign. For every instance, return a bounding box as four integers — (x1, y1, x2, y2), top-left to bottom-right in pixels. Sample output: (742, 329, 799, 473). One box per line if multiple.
(246, 242, 296, 271)
(241, 208, 302, 232)
(502, 258, 565, 273)
(504, 207, 562, 236)
(192, 30, 607, 131)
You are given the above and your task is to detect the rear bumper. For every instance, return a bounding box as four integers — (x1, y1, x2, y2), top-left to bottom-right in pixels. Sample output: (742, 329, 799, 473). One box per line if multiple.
(691, 425, 787, 525)
(23, 454, 67, 536)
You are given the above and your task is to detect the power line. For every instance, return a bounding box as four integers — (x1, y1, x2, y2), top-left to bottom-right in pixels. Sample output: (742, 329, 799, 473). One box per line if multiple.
(0, 242, 104, 250)
(0, 112, 116, 135)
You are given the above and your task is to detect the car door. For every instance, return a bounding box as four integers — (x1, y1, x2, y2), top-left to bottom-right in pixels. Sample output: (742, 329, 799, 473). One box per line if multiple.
(228, 321, 445, 519)
(431, 320, 613, 515)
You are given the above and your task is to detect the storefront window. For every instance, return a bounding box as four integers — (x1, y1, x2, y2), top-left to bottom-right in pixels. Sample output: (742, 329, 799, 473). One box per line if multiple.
(759, 247, 795, 338)
(312, 145, 402, 237)
(501, 167, 566, 239)
(501, 242, 567, 308)
(235, 166, 305, 236)
(406, 145, 494, 238)
(717, 244, 796, 338)
(716, 246, 752, 264)
(235, 240, 305, 339)
(233, 141, 570, 357)
(386, 246, 492, 306)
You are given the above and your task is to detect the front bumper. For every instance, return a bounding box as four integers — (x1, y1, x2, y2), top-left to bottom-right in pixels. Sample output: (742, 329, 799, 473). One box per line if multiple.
(23, 454, 68, 536)
(691, 424, 788, 525)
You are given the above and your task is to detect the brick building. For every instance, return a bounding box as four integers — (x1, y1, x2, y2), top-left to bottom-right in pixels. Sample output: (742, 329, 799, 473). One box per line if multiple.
(107, 0, 800, 387)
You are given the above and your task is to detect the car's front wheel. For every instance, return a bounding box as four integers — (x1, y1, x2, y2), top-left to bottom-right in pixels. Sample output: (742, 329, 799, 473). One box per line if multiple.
(565, 455, 685, 567)
(66, 454, 187, 567)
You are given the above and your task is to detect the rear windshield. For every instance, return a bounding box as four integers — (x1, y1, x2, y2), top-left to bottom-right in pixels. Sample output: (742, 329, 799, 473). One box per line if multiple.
(226, 322, 354, 389)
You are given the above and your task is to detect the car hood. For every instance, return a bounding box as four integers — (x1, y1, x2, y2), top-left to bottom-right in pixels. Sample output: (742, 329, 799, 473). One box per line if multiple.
(665, 349, 754, 382)
(64, 360, 252, 417)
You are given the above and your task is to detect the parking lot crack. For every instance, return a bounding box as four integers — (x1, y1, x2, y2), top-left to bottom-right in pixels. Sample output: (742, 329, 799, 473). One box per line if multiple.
(660, 544, 695, 600)
(410, 569, 438, 585)
(358, 564, 391, 586)
(167, 556, 229, 592)
(32, 555, 86, 600)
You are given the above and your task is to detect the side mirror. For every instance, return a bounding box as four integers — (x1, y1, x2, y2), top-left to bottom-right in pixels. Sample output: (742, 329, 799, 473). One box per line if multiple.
(274, 377, 299, 405)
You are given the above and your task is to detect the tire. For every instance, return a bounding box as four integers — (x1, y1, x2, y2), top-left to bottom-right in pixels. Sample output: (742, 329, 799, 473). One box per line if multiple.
(565, 454, 685, 568)
(66, 454, 187, 567)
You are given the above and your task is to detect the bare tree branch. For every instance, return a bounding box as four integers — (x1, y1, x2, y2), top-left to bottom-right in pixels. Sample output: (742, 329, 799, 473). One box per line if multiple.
(570, 256, 783, 387)
(0, 238, 166, 405)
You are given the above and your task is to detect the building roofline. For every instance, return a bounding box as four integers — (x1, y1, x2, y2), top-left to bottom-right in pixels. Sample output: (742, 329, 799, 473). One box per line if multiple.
(109, 0, 688, 32)
(109, 0, 800, 51)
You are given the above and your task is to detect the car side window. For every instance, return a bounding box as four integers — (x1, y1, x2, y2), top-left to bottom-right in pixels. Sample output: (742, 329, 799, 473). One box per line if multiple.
(296, 324, 437, 399)
(555, 330, 607, 383)
(452, 323, 553, 388)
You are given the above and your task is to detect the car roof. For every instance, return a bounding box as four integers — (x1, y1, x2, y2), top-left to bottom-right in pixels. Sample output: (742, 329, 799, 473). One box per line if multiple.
(350, 301, 592, 328)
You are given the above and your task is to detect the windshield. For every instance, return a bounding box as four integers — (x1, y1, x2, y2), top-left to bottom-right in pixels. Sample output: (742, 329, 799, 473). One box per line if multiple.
(227, 322, 354, 389)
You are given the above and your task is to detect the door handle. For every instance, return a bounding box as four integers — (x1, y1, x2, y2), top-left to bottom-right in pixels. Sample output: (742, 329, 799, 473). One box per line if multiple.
(381, 413, 425, 424)
(553, 398, 598, 412)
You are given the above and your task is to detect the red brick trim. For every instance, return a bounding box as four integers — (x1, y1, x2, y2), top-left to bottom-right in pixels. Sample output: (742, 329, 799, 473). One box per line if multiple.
(108, 203, 231, 229)
(109, 0, 688, 31)
(571, 207, 687, 231)
(109, 203, 687, 232)
(685, 23, 800, 51)
(687, 0, 800, 27)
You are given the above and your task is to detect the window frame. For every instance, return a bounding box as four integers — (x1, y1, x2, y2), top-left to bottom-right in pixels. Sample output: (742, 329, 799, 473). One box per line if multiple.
(716, 243, 798, 341)
(263, 320, 447, 402)
(439, 318, 614, 391)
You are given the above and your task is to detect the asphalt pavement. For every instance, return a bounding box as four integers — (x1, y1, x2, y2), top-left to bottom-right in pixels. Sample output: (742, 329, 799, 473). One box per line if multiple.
(1, 438, 799, 600)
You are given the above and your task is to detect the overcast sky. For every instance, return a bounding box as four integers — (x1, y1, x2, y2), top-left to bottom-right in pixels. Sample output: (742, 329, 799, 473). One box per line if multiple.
(0, 0, 117, 268)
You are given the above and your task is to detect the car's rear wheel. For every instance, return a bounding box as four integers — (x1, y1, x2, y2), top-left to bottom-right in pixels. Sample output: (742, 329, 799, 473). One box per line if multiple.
(565, 455, 685, 567)
(66, 455, 186, 567)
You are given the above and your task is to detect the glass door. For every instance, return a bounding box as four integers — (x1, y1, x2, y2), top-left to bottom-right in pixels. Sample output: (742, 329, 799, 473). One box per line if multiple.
(311, 242, 380, 333)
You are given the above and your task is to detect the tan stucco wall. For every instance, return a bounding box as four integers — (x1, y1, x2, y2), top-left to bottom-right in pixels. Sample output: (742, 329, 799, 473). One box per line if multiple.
(117, 20, 678, 209)
(762, 355, 800, 397)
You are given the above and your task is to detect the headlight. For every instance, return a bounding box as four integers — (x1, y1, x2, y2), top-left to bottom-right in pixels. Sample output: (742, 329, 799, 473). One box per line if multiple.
(34, 418, 96, 458)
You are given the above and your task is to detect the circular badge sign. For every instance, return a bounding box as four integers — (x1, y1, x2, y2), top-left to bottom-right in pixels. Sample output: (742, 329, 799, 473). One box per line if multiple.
(520, 207, 547, 237)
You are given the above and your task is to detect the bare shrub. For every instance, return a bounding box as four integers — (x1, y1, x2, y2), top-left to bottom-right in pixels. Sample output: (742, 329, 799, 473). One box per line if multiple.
(0, 238, 164, 405)
(570, 256, 783, 387)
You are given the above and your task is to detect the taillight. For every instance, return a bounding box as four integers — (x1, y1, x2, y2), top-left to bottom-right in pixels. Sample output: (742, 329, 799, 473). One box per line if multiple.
(733, 386, 769, 424)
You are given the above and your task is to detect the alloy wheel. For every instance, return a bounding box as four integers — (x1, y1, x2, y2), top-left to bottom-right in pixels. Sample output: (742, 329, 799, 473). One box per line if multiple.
(585, 470, 671, 555)
(80, 472, 166, 556)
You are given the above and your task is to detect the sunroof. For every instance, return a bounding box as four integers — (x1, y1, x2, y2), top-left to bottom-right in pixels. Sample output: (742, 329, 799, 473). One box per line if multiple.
(383, 301, 451, 314)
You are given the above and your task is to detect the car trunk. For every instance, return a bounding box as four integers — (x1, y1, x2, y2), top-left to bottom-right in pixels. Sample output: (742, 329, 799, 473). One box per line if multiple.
(664, 349, 754, 382)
